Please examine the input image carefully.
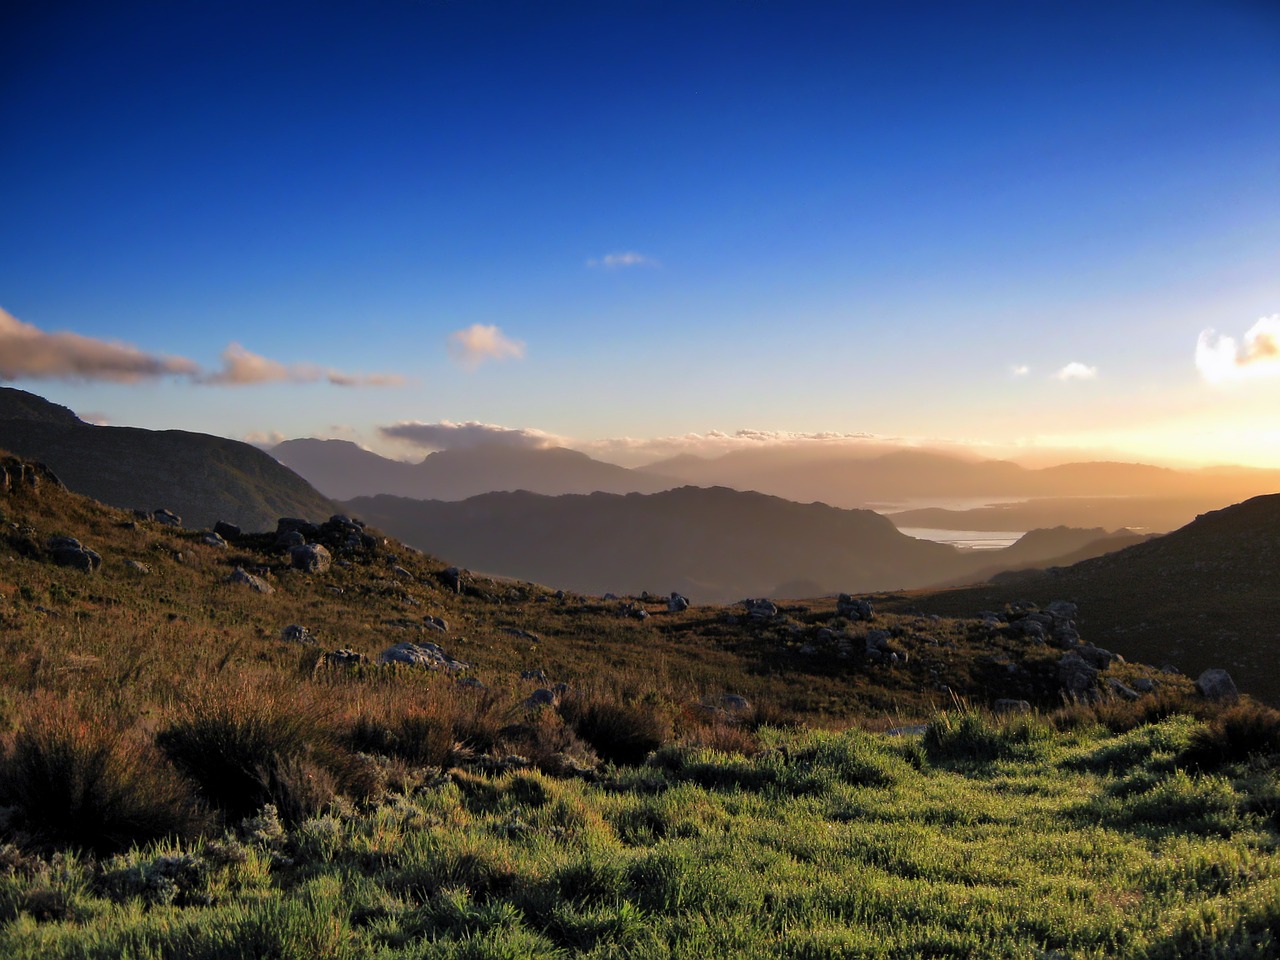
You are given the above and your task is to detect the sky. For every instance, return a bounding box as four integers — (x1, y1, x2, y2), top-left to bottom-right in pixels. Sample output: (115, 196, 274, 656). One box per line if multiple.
(2, 0, 1279, 468)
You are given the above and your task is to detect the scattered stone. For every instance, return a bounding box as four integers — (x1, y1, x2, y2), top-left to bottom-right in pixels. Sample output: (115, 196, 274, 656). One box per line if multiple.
(125, 559, 150, 575)
(321, 649, 368, 667)
(276, 529, 307, 549)
(423, 615, 447, 632)
(289, 543, 332, 574)
(46, 536, 101, 572)
(668, 592, 690, 613)
(837, 594, 875, 621)
(523, 688, 558, 709)
(213, 520, 241, 540)
(1195, 668, 1239, 702)
(226, 566, 275, 594)
(276, 517, 320, 539)
(993, 699, 1033, 714)
(1076, 644, 1116, 671)
(718, 694, 751, 714)
(502, 626, 541, 642)
(1058, 652, 1100, 698)
(742, 598, 778, 620)
(392, 565, 413, 579)
(378, 641, 469, 672)
(440, 567, 464, 593)
(280, 624, 316, 645)
(153, 508, 182, 527)
(200, 532, 227, 549)
(521, 669, 548, 682)
(1132, 677, 1156, 693)
(1106, 678, 1141, 701)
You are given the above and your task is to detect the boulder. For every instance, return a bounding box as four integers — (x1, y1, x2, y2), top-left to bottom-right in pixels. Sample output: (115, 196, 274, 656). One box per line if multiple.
(668, 592, 690, 613)
(226, 566, 275, 594)
(125, 559, 151, 575)
(423, 615, 448, 632)
(1195, 668, 1239, 702)
(153, 508, 182, 527)
(378, 641, 469, 672)
(47, 536, 101, 572)
(523, 688, 557, 709)
(1046, 600, 1077, 621)
(1106, 678, 1141, 701)
(1076, 644, 1115, 671)
(440, 567, 464, 593)
(280, 624, 316, 645)
(837, 594, 875, 621)
(213, 520, 241, 540)
(289, 543, 332, 574)
(200, 531, 227, 549)
(521, 669, 548, 682)
(742, 598, 778, 619)
(1058, 652, 1100, 698)
(277, 517, 321, 539)
(321, 649, 367, 668)
(276, 529, 307, 549)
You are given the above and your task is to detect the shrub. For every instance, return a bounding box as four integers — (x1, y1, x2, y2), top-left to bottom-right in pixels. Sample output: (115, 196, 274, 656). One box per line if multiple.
(156, 689, 339, 824)
(1183, 703, 1280, 770)
(0, 706, 203, 855)
(559, 693, 673, 766)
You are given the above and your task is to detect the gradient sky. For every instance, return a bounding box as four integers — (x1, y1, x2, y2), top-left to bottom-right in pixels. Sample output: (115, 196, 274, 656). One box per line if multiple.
(3, 0, 1279, 467)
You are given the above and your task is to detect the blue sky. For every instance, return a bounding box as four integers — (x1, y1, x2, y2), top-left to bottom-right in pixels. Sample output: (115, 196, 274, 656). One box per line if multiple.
(2, 0, 1279, 466)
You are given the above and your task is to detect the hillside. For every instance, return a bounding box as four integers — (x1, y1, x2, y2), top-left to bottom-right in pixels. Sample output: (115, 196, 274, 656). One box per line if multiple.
(0, 388, 334, 531)
(894, 494, 1280, 703)
(273, 437, 678, 500)
(342, 486, 969, 602)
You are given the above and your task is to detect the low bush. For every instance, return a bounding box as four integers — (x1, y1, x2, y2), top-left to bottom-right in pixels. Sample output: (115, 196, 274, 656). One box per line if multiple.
(156, 688, 339, 824)
(558, 692, 673, 766)
(1183, 703, 1280, 770)
(0, 703, 203, 856)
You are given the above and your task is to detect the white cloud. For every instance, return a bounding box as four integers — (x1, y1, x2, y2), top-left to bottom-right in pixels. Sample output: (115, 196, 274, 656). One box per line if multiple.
(1052, 362, 1098, 381)
(1011, 364, 1030, 377)
(586, 251, 658, 269)
(0, 306, 200, 383)
(447, 324, 525, 369)
(1196, 315, 1280, 384)
(244, 430, 287, 449)
(381, 420, 561, 452)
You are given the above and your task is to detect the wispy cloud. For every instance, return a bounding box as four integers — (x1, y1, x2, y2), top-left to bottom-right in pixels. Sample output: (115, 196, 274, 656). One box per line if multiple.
(1011, 364, 1030, 377)
(586, 251, 658, 269)
(0, 307, 199, 382)
(381, 420, 560, 452)
(0, 309, 405, 388)
(243, 429, 287, 449)
(447, 324, 525, 370)
(1196, 315, 1280, 384)
(1053, 362, 1098, 381)
(203, 343, 404, 387)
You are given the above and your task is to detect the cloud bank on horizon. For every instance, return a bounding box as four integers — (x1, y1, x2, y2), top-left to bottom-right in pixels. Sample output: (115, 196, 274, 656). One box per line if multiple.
(0, 309, 403, 388)
(381, 420, 559, 452)
(1196, 316, 1280, 384)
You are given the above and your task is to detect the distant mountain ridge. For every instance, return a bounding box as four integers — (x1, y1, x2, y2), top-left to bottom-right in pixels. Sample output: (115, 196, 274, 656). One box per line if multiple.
(0, 388, 334, 531)
(272, 437, 678, 501)
(339, 486, 1141, 603)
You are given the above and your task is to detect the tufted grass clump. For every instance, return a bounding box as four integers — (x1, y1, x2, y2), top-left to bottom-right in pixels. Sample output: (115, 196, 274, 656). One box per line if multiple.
(0, 700, 204, 856)
(1182, 702, 1280, 770)
(558, 691, 674, 766)
(923, 709, 1053, 765)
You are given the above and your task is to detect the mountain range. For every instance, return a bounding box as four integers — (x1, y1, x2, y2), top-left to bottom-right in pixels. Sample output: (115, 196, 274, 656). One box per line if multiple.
(340, 487, 1145, 603)
(273, 435, 1280, 534)
(0, 388, 334, 531)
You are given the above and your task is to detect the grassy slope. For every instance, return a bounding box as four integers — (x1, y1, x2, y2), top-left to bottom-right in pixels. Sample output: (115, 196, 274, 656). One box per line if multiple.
(2, 459, 1279, 957)
(891, 494, 1280, 704)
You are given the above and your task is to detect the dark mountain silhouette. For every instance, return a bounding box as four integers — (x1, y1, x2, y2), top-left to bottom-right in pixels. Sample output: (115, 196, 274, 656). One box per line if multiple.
(272, 437, 679, 500)
(340, 486, 1143, 604)
(932, 526, 1153, 587)
(344, 486, 965, 602)
(0, 388, 334, 531)
(886, 497, 1238, 535)
(899, 494, 1280, 703)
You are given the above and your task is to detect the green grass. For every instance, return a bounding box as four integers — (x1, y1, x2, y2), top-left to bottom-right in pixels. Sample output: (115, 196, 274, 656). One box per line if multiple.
(3, 718, 1280, 958)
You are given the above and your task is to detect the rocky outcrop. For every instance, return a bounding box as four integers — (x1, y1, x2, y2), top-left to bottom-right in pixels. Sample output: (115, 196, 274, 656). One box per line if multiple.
(837, 594, 875, 621)
(1058, 652, 1100, 698)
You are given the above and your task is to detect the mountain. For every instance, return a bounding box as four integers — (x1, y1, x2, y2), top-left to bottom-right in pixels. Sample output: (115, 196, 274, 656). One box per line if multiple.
(272, 437, 679, 500)
(896, 494, 1280, 703)
(886, 496, 1237, 535)
(344, 485, 985, 603)
(0, 388, 334, 531)
(639, 447, 1280, 516)
(932, 526, 1153, 587)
